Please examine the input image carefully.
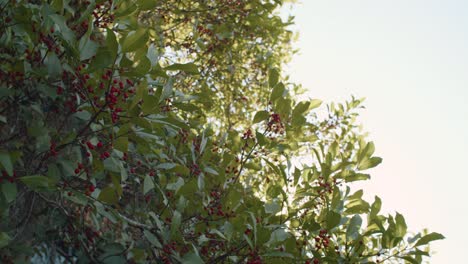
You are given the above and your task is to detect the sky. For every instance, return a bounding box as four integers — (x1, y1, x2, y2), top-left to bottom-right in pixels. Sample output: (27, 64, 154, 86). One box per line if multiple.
(283, 0, 468, 262)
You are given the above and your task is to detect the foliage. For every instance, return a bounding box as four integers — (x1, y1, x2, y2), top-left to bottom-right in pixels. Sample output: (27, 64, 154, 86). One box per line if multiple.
(0, 0, 442, 263)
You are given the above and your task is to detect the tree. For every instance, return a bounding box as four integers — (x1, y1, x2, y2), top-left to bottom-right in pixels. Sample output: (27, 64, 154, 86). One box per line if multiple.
(0, 0, 443, 263)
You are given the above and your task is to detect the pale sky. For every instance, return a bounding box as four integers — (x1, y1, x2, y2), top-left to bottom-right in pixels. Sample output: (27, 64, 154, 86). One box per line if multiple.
(284, 0, 468, 262)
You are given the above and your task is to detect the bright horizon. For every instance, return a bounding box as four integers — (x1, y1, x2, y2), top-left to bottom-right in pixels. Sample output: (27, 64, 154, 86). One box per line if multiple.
(283, 1, 468, 263)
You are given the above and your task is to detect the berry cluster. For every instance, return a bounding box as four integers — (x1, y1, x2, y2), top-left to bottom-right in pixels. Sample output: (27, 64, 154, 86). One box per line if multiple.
(199, 232, 226, 258)
(246, 248, 262, 264)
(314, 229, 331, 250)
(39, 30, 61, 54)
(92, 0, 115, 28)
(0, 171, 16, 183)
(267, 113, 285, 135)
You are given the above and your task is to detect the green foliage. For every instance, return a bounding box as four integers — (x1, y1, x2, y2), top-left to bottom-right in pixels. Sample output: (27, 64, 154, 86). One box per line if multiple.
(0, 0, 442, 263)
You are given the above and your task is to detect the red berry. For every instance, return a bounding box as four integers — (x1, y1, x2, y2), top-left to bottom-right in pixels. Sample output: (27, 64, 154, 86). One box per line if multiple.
(74, 168, 80, 174)
(86, 141, 95, 150)
(97, 141, 103, 148)
(89, 185, 95, 192)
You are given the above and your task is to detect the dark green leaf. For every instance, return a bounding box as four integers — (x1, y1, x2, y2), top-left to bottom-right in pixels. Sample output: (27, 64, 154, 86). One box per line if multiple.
(165, 63, 199, 75)
(0, 152, 13, 176)
(106, 28, 118, 58)
(98, 187, 119, 205)
(253, 111, 269, 123)
(415, 232, 445, 247)
(144, 230, 162, 248)
(46, 53, 62, 77)
(138, 0, 158, 10)
(268, 68, 279, 88)
(270, 82, 285, 102)
(87, 48, 113, 72)
(1, 182, 16, 203)
(20, 175, 56, 190)
(122, 29, 149, 53)
(346, 214, 362, 240)
(143, 175, 154, 194)
(0, 232, 10, 248)
(181, 252, 204, 264)
(79, 37, 98, 61)
(171, 210, 181, 238)
(395, 212, 407, 238)
(326, 210, 341, 230)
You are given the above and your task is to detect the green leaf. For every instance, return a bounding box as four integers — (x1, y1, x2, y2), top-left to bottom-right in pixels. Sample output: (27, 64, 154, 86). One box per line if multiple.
(171, 210, 182, 238)
(133, 55, 151, 74)
(270, 82, 285, 102)
(143, 175, 154, 194)
(98, 243, 126, 263)
(137, 0, 158, 10)
(166, 177, 185, 193)
(122, 29, 149, 53)
(87, 47, 113, 72)
(49, 14, 76, 44)
(79, 37, 98, 61)
(262, 252, 294, 258)
(73, 110, 91, 121)
(114, 137, 128, 152)
(358, 157, 382, 170)
(265, 201, 281, 214)
(1, 182, 17, 203)
(142, 92, 160, 115)
(414, 232, 445, 247)
(0, 232, 10, 248)
(98, 187, 119, 205)
(395, 212, 407, 238)
(204, 167, 218, 175)
(165, 63, 199, 75)
(0, 152, 13, 176)
(309, 99, 322, 110)
(197, 173, 205, 190)
(268, 68, 279, 88)
(370, 196, 382, 218)
(181, 252, 204, 264)
(346, 214, 362, 240)
(357, 142, 375, 163)
(326, 210, 341, 230)
(20, 175, 56, 190)
(143, 230, 162, 248)
(130, 79, 147, 110)
(345, 173, 370, 182)
(253, 111, 269, 123)
(106, 28, 118, 58)
(266, 229, 289, 245)
(157, 163, 176, 170)
(46, 53, 62, 77)
(292, 101, 310, 116)
(65, 191, 89, 205)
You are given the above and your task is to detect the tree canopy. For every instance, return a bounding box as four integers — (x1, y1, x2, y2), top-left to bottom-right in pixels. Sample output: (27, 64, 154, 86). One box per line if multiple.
(0, 0, 443, 263)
